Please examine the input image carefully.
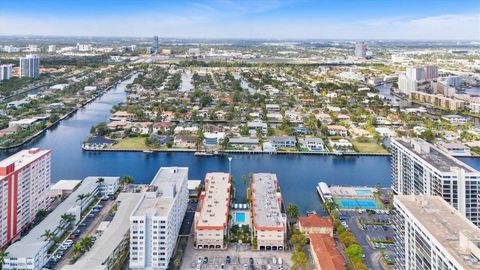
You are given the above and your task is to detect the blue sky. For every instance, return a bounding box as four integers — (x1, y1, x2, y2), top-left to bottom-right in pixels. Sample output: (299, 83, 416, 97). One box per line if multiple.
(1, 0, 479, 39)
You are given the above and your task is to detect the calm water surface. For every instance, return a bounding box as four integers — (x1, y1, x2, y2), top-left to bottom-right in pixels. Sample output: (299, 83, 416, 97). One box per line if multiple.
(1, 75, 479, 213)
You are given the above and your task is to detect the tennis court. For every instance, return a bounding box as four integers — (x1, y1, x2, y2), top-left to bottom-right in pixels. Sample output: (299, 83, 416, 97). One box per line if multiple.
(335, 198, 384, 210)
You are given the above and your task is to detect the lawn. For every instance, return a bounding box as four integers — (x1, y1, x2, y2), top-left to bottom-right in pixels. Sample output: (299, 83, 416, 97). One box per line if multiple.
(107, 137, 166, 150)
(351, 139, 388, 153)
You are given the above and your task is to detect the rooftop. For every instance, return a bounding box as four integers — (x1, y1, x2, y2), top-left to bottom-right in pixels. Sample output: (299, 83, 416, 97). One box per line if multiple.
(50, 180, 81, 191)
(132, 167, 188, 217)
(62, 193, 143, 270)
(0, 148, 50, 175)
(309, 234, 346, 270)
(394, 138, 476, 173)
(299, 213, 333, 229)
(395, 195, 480, 270)
(197, 173, 230, 228)
(251, 173, 284, 230)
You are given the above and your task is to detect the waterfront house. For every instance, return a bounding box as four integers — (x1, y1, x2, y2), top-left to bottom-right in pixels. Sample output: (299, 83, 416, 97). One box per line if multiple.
(107, 121, 130, 131)
(229, 136, 259, 147)
(203, 132, 225, 146)
(110, 111, 134, 121)
(329, 139, 353, 149)
(174, 135, 196, 148)
(299, 137, 325, 151)
(327, 125, 348, 137)
(83, 136, 116, 150)
(0, 126, 20, 137)
(147, 134, 173, 146)
(9, 118, 39, 128)
(268, 136, 296, 148)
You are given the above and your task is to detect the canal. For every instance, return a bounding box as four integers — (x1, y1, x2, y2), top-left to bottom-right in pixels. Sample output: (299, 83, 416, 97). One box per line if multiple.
(1, 75, 480, 213)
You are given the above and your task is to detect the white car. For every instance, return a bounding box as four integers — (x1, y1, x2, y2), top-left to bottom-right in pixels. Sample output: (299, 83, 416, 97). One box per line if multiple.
(243, 264, 249, 270)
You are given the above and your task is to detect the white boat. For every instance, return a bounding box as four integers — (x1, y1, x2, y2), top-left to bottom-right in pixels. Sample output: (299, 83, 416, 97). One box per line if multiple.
(143, 150, 153, 153)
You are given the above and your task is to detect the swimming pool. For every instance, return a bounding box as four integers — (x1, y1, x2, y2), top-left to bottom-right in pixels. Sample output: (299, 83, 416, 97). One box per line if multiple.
(235, 212, 246, 223)
(355, 189, 374, 196)
(335, 198, 383, 209)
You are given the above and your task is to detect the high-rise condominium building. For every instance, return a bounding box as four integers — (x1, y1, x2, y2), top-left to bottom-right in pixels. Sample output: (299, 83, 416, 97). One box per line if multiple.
(153, 36, 159, 53)
(424, 65, 439, 81)
(0, 148, 51, 248)
(0, 64, 13, 80)
(194, 172, 231, 249)
(251, 173, 287, 251)
(129, 167, 188, 270)
(391, 137, 480, 226)
(19, 54, 40, 79)
(398, 66, 438, 95)
(392, 195, 480, 270)
(354, 42, 367, 60)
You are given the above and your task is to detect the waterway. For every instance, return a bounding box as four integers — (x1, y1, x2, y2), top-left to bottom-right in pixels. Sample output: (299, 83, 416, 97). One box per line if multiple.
(1, 75, 480, 213)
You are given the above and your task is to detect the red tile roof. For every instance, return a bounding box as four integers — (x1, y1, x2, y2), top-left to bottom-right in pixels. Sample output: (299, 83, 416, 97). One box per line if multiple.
(299, 214, 333, 228)
(309, 234, 346, 270)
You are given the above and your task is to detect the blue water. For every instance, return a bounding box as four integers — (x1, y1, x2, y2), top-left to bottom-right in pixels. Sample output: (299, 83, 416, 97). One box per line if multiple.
(355, 189, 374, 196)
(1, 74, 479, 213)
(235, 212, 246, 223)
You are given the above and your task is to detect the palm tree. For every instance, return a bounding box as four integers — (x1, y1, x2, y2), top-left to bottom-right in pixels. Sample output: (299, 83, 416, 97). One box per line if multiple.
(0, 249, 9, 269)
(76, 193, 90, 215)
(96, 177, 105, 185)
(72, 242, 83, 256)
(41, 229, 55, 242)
(60, 213, 76, 228)
(120, 175, 134, 191)
(80, 236, 94, 251)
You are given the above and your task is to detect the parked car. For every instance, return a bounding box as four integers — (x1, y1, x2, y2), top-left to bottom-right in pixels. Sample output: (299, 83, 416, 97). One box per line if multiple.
(226, 256, 231, 264)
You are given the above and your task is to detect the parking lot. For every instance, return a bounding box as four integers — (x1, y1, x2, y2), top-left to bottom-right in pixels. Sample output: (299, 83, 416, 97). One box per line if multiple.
(45, 198, 115, 269)
(341, 210, 395, 270)
(181, 237, 292, 270)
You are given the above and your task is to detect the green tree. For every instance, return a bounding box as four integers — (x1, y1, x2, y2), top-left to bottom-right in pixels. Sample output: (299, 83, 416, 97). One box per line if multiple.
(73, 242, 83, 256)
(35, 209, 48, 222)
(289, 233, 308, 251)
(291, 250, 308, 270)
(286, 203, 300, 223)
(80, 236, 94, 251)
(346, 244, 363, 263)
(76, 193, 91, 215)
(41, 229, 55, 241)
(0, 249, 9, 269)
(60, 213, 76, 228)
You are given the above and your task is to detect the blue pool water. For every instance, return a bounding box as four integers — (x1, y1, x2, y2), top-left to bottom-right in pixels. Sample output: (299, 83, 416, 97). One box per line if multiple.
(355, 189, 374, 196)
(235, 212, 246, 223)
(337, 199, 380, 209)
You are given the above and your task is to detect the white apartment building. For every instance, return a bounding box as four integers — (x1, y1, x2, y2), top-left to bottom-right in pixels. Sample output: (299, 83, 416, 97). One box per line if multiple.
(393, 195, 480, 270)
(0, 148, 51, 249)
(47, 45, 56, 53)
(251, 173, 287, 251)
(391, 138, 480, 226)
(20, 54, 40, 78)
(0, 64, 13, 81)
(194, 172, 231, 249)
(129, 167, 189, 270)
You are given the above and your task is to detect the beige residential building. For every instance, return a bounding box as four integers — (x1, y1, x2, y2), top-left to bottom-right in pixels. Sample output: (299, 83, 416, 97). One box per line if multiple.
(194, 173, 231, 249)
(251, 173, 286, 251)
(410, 91, 465, 110)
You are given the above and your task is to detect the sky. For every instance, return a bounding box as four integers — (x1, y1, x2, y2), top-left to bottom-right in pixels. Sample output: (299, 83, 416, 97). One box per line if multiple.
(1, 0, 479, 40)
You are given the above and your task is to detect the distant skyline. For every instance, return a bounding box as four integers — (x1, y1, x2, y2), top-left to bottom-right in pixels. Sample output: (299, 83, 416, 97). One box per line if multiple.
(1, 0, 479, 40)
